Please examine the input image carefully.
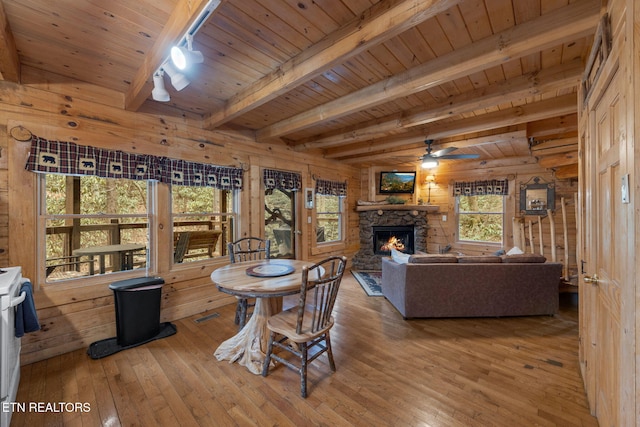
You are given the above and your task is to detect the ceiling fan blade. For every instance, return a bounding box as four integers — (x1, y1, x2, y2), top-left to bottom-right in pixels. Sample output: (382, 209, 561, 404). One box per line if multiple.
(437, 154, 480, 159)
(431, 147, 457, 157)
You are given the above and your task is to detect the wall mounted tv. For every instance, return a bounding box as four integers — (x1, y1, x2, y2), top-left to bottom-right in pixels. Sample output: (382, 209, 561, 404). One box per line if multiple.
(379, 171, 416, 194)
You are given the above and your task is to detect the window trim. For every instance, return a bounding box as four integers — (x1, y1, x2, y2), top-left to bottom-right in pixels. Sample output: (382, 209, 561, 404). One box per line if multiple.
(38, 174, 154, 285)
(455, 194, 505, 246)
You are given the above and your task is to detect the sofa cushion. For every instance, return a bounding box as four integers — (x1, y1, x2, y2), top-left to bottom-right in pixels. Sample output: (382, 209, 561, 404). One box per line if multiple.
(408, 254, 458, 264)
(501, 253, 547, 263)
(457, 255, 502, 263)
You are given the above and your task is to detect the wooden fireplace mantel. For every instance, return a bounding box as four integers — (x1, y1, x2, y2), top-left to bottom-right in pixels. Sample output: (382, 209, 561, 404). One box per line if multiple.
(355, 204, 439, 212)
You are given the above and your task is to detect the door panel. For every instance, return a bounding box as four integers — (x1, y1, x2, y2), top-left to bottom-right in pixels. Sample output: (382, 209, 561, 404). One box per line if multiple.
(583, 70, 623, 427)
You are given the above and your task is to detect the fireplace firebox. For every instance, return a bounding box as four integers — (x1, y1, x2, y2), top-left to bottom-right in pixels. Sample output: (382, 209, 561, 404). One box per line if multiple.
(373, 225, 414, 255)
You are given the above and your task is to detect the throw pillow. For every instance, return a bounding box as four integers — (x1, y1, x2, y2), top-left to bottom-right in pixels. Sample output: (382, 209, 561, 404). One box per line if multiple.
(506, 246, 524, 255)
(391, 248, 410, 264)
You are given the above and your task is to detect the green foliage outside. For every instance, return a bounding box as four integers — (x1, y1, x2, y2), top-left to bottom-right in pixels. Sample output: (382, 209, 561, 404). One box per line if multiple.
(45, 174, 149, 260)
(458, 195, 503, 243)
(316, 194, 342, 242)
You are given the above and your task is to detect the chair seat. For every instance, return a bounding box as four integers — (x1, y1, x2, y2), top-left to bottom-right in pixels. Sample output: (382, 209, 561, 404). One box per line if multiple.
(267, 307, 334, 343)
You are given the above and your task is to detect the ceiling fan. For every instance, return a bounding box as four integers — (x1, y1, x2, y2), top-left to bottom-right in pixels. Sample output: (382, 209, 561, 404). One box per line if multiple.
(420, 139, 479, 168)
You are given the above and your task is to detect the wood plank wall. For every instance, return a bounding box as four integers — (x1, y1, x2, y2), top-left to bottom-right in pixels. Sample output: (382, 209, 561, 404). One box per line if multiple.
(362, 159, 578, 287)
(0, 68, 360, 364)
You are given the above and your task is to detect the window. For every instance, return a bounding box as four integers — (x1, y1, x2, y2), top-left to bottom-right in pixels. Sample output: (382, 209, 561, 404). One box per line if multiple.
(457, 195, 504, 244)
(41, 174, 150, 281)
(171, 185, 235, 264)
(315, 194, 344, 243)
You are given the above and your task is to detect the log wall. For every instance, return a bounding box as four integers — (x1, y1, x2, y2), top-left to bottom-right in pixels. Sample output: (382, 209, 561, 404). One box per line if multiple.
(0, 71, 360, 364)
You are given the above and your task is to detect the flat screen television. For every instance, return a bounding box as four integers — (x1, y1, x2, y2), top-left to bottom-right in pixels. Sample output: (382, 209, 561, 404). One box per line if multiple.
(379, 171, 416, 194)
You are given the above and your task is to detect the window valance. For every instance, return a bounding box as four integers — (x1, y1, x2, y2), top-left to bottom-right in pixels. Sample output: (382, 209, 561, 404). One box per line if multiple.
(263, 169, 301, 191)
(315, 178, 347, 196)
(24, 135, 243, 189)
(453, 179, 509, 196)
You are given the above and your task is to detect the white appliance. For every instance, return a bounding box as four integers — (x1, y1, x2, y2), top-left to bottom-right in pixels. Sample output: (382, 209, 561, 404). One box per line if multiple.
(0, 267, 26, 427)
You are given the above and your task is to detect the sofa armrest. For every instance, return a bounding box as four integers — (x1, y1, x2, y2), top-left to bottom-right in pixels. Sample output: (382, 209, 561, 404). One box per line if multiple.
(381, 258, 408, 316)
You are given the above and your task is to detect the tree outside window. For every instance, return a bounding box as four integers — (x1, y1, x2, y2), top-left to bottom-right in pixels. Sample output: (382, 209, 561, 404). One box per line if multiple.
(42, 174, 150, 281)
(457, 195, 504, 243)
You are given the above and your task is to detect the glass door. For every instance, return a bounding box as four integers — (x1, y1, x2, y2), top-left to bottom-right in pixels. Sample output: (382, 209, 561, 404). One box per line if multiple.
(264, 188, 295, 259)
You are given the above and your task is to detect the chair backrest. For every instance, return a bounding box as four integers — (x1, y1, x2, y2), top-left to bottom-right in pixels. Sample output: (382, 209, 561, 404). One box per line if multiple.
(227, 237, 271, 263)
(296, 256, 348, 335)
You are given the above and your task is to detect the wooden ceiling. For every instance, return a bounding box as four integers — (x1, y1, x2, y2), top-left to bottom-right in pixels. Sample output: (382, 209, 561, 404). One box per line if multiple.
(0, 0, 600, 177)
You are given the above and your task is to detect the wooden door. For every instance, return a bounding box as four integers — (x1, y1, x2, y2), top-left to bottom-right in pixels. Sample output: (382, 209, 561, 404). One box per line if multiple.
(582, 68, 628, 427)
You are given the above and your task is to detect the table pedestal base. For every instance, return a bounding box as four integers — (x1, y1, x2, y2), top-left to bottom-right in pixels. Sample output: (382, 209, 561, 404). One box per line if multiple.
(214, 297, 282, 375)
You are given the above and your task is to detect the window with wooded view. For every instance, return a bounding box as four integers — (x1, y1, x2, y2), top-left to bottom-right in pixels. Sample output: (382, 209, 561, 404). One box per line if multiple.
(315, 194, 343, 243)
(40, 174, 237, 281)
(457, 195, 504, 244)
(41, 174, 150, 281)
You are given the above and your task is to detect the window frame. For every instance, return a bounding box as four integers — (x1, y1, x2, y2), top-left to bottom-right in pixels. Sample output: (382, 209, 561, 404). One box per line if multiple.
(170, 184, 238, 266)
(38, 173, 154, 284)
(455, 194, 505, 246)
(314, 193, 345, 245)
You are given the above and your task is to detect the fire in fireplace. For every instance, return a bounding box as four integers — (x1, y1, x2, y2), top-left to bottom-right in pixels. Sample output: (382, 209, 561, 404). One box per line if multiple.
(373, 225, 414, 255)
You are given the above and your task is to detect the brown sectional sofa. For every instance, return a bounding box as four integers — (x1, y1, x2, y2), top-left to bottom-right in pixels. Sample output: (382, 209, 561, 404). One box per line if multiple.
(381, 254, 563, 319)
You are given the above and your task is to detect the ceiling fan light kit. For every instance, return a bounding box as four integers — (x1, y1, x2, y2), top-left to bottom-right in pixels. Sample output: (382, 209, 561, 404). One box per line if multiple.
(421, 158, 439, 169)
(420, 139, 479, 168)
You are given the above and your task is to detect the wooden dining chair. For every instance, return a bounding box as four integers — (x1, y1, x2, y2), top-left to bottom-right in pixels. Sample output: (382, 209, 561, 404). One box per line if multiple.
(261, 255, 347, 398)
(227, 237, 271, 329)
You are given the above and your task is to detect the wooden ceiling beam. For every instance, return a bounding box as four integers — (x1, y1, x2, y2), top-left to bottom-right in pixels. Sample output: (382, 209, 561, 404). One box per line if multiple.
(553, 163, 579, 179)
(256, 0, 599, 140)
(327, 93, 577, 160)
(531, 137, 578, 155)
(202, 0, 462, 130)
(0, 0, 20, 82)
(337, 131, 528, 163)
(295, 60, 583, 151)
(125, 0, 222, 111)
(537, 151, 579, 169)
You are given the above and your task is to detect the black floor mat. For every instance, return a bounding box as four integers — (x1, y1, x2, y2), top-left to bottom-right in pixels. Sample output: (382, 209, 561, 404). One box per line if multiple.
(87, 322, 177, 359)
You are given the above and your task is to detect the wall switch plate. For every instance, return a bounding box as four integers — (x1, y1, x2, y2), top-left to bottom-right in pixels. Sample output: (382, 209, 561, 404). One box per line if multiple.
(307, 216, 312, 223)
(442, 215, 447, 222)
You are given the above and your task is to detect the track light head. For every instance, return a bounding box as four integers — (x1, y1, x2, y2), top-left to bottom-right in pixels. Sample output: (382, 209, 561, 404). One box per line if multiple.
(170, 35, 204, 70)
(161, 61, 190, 91)
(151, 72, 170, 102)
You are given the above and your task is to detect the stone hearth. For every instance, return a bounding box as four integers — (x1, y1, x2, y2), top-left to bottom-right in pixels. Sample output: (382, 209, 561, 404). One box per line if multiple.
(352, 205, 431, 270)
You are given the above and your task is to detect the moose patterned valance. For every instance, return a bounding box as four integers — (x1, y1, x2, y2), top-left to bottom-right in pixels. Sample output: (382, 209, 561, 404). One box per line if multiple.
(263, 169, 301, 191)
(453, 179, 509, 196)
(315, 178, 347, 196)
(24, 135, 243, 189)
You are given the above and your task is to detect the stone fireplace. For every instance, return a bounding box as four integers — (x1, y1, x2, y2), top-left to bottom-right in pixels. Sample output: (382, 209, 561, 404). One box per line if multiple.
(352, 205, 433, 270)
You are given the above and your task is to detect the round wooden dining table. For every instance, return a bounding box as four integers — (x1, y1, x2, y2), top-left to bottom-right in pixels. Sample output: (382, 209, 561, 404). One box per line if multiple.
(211, 258, 320, 374)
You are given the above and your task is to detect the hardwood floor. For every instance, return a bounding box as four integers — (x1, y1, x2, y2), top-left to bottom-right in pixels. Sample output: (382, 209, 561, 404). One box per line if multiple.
(12, 272, 598, 426)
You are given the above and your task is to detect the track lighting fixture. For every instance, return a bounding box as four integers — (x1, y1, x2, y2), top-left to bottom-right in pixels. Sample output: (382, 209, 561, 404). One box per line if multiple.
(151, 71, 170, 102)
(161, 61, 190, 91)
(150, 0, 221, 102)
(171, 34, 204, 70)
